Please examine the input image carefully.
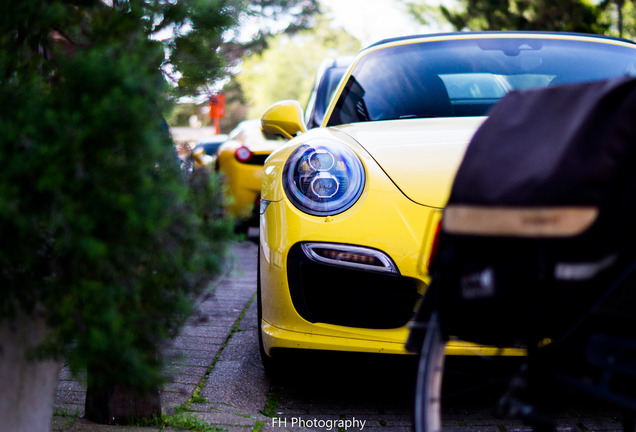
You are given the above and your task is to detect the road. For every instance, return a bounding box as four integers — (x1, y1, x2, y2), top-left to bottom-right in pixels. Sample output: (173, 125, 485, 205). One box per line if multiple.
(252, 235, 627, 432)
(53, 239, 626, 432)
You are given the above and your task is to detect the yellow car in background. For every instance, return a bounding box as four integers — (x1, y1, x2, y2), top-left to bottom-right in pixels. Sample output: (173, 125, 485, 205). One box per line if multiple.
(216, 119, 284, 232)
(257, 31, 636, 370)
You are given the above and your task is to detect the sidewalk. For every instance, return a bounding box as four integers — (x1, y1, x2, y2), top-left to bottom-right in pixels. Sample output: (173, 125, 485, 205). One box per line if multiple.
(51, 240, 270, 432)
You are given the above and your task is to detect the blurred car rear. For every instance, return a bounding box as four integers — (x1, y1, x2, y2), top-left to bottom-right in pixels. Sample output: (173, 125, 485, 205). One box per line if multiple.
(216, 120, 283, 232)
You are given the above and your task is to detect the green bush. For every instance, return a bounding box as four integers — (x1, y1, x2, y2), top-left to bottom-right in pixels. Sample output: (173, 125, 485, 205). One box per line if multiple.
(0, 0, 234, 391)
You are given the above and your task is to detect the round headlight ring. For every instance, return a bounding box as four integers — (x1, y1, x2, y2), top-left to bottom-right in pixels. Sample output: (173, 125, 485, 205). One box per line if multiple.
(283, 141, 365, 216)
(308, 149, 335, 171)
(310, 172, 340, 198)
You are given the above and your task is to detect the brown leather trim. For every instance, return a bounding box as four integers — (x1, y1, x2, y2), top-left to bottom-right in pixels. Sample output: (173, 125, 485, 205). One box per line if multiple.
(443, 205, 598, 237)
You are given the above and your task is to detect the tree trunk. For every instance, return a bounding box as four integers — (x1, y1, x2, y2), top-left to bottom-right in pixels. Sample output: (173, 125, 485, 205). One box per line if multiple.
(84, 368, 161, 424)
(0, 309, 62, 432)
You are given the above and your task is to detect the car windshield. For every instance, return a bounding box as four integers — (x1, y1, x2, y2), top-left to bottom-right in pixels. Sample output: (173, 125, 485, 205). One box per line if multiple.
(327, 36, 636, 125)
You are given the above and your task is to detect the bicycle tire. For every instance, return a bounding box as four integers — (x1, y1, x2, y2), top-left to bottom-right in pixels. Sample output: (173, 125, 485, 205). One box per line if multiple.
(413, 311, 445, 432)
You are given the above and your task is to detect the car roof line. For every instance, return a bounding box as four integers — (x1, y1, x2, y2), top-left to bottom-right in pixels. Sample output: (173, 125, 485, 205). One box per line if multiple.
(367, 31, 636, 49)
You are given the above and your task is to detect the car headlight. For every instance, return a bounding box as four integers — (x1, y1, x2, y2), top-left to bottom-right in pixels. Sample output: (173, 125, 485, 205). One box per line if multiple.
(283, 140, 365, 216)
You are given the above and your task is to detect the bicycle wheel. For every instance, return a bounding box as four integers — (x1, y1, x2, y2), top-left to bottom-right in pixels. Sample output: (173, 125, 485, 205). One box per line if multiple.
(414, 311, 445, 432)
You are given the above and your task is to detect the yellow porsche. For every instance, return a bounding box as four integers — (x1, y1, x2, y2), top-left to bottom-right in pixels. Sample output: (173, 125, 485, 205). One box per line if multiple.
(257, 32, 636, 369)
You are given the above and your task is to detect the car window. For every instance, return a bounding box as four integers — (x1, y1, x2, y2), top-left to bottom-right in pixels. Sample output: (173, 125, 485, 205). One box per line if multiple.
(324, 68, 347, 109)
(328, 37, 636, 125)
(306, 65, 349, 129)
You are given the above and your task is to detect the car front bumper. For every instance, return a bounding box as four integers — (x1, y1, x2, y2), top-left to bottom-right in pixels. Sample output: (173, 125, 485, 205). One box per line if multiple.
(259, 190, 527, 359)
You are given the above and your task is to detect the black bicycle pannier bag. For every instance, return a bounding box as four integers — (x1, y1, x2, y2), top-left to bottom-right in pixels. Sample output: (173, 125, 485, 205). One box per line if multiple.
(430, 76, 636, 347)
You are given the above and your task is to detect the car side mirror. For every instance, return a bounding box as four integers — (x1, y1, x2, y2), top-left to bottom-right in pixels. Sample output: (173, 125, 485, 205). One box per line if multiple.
(261, 100, 307, 140)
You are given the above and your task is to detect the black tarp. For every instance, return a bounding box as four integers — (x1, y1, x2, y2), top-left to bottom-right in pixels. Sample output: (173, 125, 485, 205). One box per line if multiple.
(449, 76, 636, 208)
(427, 77, 636, 346)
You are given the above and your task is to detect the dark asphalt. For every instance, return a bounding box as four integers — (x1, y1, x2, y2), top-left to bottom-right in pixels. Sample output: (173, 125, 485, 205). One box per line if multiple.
(50, 239, 626, 432)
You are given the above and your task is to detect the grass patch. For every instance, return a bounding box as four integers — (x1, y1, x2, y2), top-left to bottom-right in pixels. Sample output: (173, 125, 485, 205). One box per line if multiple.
(191, 394, 209, 404)
(173, 402, 191, 413)
(260, 385, 282, 418)
(143, 412, 226, 431)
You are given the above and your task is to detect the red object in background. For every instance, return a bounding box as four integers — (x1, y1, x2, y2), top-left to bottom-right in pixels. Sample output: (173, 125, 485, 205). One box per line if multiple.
(209, 93, 226, 134)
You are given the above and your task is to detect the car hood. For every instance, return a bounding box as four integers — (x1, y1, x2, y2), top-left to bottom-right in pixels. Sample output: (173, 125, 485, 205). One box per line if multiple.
(337, 117, 487, 208)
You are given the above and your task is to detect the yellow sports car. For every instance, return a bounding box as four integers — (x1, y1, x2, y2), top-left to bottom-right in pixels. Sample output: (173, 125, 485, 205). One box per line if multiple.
(257, 32, 636, 369)
(216, 119, 283, 232)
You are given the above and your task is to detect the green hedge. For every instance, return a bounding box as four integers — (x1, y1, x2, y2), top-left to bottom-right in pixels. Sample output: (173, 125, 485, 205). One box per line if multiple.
(0, 0, 234, 390)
